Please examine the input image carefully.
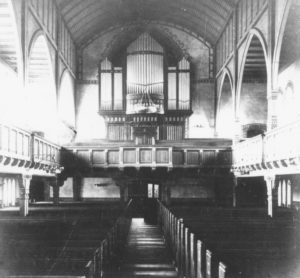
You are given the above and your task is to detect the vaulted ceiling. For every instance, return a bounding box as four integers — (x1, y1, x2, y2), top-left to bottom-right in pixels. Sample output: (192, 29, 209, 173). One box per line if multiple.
(55, 0, 238, 48)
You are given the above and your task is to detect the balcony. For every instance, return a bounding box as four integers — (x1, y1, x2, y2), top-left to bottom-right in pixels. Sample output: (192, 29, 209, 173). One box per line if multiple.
(0, 122, 61, 175)
(62, 139, 232, 170)
(233, 120, 300, 175)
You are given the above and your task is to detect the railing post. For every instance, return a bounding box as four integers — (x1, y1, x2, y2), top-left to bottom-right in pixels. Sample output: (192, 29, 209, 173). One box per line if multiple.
(219, 262, 227, 278)
(206, 250, 212, 278)
(176, 218, 183, 269)
(190, 233, 196, 278)
(180, 222, 185, 277)
(196, 240, 203, 278)
(185, 227, 190, 278)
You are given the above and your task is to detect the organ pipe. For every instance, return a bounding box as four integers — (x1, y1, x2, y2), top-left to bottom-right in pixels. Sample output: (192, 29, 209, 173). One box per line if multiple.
(126, 33, 164, 114)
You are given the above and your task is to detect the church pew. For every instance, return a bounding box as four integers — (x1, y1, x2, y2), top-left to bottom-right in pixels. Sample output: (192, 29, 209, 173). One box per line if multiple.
(0, 201, 130, 277)
(158, 200, 295, 278)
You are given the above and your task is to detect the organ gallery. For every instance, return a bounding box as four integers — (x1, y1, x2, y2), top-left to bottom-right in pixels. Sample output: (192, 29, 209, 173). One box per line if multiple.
(99, 32, 191, 143)
(0, 0, 300, 277)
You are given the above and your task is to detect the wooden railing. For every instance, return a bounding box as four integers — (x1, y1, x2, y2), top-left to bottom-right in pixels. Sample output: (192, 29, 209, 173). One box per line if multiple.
(264, 120, 300, 162)
(63, 139, 232, 169)
(33, 135, 60, 166)
(158, 200, 230, 278)
(0, 122, 61, 173)
(233, 119, 300, 171)
(233, 135, 263, 167)
(0, 122, 31, 161)
(85, 199, 132, 278)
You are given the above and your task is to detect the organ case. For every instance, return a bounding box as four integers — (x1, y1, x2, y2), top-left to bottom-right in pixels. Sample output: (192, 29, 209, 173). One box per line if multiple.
(99, 32, 192, 142)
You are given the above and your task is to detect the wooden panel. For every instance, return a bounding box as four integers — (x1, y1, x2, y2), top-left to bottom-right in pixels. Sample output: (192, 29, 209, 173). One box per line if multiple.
(123, 149, 136, 164)
(187, 151, 199, 165)
(92, 150, 106, 164)
(202, 150, 216, 165)
(217, 150, 232, 165)
(108, 150, 119, 164)
(77, 150, 90, 163)
(156, 149, 169, 164)
(173, 150, 184, 165)
(140, 149, 152, 164)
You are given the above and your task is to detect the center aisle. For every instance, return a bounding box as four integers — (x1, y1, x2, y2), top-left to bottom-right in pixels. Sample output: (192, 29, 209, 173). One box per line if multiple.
(106, 218, 178, 277)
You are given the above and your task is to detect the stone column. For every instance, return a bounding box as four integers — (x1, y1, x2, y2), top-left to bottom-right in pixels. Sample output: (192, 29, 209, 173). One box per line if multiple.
(264, 175, 276, 217)
(234, 118, 242, 143)
(267, 90, 279, 131)
(18, 174, 32, 217)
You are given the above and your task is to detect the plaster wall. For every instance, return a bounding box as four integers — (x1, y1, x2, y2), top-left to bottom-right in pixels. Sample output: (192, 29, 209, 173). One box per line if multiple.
(239, 82, 267, 125)
(81, 178, 120, 199)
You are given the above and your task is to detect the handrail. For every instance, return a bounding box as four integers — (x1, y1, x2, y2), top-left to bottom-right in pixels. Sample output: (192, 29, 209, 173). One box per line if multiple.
(85, 199, 132, 278)
(0, 121, 61, 171)
(233, 135, 263, 167)
(233, 119, 300, 169)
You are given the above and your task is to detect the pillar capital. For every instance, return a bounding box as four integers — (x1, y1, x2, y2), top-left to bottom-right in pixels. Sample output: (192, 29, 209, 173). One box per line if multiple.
(264, 175, 276, 190)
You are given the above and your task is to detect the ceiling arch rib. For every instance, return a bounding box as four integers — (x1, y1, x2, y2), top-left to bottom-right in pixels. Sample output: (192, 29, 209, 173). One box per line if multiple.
(55, 0, 238, 45)
(0, 0, 21, 73)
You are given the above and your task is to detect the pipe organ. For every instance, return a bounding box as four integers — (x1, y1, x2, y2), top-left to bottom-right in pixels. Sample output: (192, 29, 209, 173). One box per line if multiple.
(126, 33, 164, 114)
(99, 33, 192, 143)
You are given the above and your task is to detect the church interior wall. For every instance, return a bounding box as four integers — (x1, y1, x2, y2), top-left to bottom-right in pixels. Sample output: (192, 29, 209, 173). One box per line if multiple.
(170, 178, 214, 200)
(81, 178, 120, 200)
(239, 82, 268, 126)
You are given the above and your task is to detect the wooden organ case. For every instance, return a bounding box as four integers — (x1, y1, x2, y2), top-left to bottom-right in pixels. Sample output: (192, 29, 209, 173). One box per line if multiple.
(99, 33, 192, 143)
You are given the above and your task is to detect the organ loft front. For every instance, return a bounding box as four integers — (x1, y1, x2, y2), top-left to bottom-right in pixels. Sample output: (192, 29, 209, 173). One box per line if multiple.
(99, 33, 191, 144)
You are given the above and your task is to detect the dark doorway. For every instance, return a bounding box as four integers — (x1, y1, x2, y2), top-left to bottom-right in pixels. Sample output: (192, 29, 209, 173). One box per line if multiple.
(236, 177, 267, 208)
(29, 179, 46, 202)
(128, 181, 159, 223)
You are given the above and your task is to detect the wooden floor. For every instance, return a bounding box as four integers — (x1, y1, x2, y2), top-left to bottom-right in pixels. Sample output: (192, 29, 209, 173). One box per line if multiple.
(106, 218, 178, 278)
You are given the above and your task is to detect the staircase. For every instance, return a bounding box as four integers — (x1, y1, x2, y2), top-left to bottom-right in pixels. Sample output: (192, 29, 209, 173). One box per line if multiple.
(106, 218, 178, 277)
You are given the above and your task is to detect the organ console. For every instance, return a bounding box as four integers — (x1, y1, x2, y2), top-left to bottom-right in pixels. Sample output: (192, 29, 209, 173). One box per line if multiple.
(99, 32, 192, 143)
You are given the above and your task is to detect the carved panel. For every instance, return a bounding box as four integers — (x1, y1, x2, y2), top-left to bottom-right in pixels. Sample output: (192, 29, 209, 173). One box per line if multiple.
(123, 149, 136, 164)
(173, 150, 184, 165)
(108, 150, 119, 164)
(187, 150, 200, 165)
(92, 151, 106, 164)
(156, 149, 169, 164)
(140, 149, 152, 164)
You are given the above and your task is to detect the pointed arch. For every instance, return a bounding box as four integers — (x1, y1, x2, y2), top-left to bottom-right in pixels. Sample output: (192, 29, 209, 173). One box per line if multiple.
(0, 0, 23, 75)
(273, 0, 293, 87)
(27, 32, 57, 140)
(236, 29, 269, 138)
(216, 68, 234, 138)
(58, 69, 76, 127)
